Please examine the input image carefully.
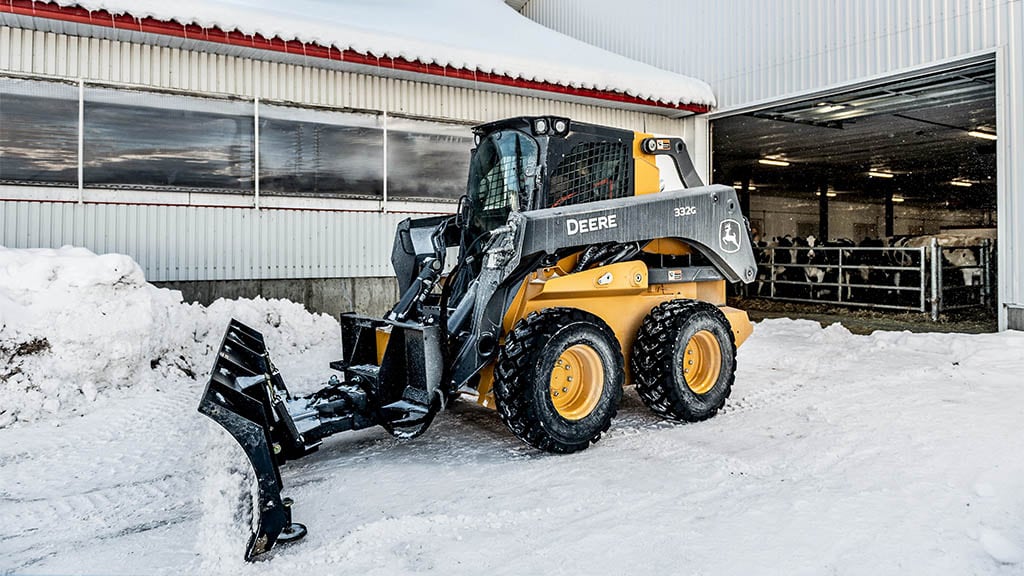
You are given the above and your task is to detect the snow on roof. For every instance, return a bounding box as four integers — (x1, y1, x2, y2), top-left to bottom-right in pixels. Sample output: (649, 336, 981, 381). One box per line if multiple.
(45, 0, 715, 110)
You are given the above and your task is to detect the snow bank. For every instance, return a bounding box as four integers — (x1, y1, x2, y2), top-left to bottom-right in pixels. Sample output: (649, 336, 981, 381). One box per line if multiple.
(49, 0, 715, 107)
(0, 246, 339, 427)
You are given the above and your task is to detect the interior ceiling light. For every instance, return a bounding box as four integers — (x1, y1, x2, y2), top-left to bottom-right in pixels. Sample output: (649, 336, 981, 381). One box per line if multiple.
(950, 180, 973, 187)
(967, 130, 997, 141)
(868, 170, 895, 179)
(758, 158, 791, 167)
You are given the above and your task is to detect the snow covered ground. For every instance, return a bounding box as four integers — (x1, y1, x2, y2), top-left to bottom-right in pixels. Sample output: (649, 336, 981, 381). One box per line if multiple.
(2, 247, 1023, 575)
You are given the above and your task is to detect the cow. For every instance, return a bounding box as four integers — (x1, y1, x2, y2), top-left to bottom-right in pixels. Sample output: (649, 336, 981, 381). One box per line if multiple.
(803, 238, 857, 301)
(883, 233, 992, 307)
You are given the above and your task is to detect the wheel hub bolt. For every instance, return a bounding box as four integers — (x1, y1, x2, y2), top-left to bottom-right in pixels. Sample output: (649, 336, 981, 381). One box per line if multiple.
(562, 387, 568, 393)
(688, 360, 694, 365)
(567, 376, 573, 382)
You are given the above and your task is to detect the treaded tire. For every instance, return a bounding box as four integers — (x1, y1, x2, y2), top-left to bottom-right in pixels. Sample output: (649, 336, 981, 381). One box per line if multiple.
(631, 299, 736, 422)
(494, 308, 624, 453)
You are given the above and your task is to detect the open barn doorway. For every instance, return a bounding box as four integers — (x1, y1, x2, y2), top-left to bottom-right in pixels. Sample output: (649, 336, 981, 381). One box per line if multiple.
(712, 58, 997, 332)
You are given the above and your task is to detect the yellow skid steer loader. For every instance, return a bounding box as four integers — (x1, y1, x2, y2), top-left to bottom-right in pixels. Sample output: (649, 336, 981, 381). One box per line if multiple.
(198, 116, 758, 560)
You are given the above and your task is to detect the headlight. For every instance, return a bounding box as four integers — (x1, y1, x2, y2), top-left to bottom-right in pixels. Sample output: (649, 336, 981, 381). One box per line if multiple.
(533, 118, 548, 135)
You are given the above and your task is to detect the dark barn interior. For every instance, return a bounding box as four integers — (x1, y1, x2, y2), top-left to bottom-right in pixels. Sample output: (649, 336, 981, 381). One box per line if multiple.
(711, 60, 997, 327)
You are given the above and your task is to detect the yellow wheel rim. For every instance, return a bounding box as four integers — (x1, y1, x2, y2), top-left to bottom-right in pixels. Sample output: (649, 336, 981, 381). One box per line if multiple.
(682, 330, 722, 395)
(549, 344, 604, 420)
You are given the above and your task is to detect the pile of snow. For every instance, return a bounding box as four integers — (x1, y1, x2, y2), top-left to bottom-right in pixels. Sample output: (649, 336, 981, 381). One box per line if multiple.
(49, 0, 715, 107)
(0, 246, 339, 427)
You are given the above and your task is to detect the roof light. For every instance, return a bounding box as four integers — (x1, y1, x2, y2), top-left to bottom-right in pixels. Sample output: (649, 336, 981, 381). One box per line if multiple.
(758, 158, 790, 167)
(868, 170, 894, 179)
(967, 130, 997, 141)
(892, 196, 906, 203)
(815, 192, 838, 198)
(733, 184, 757, 191)
(950, 180, 973, 187)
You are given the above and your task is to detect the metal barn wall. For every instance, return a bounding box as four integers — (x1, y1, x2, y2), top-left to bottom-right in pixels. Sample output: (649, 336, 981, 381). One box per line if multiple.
(524, 0, 1023, 330)
(523, 0, 1011, 109)
(0, 201, 413, 281)
(0, 25, 700, 281)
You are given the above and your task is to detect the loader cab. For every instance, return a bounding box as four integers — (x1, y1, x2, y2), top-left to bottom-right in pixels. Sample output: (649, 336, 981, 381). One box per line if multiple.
(467, 117, 640, 238)
(466, 125, 539, 237)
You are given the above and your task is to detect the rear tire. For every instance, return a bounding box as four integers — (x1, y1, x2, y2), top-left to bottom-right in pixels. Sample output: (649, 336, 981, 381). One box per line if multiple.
(631, 300, 736, 422)
(494, 308, 623, 453)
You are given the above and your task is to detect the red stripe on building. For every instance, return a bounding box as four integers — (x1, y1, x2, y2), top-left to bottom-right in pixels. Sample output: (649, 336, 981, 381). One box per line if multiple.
(0, 0, 709, 114)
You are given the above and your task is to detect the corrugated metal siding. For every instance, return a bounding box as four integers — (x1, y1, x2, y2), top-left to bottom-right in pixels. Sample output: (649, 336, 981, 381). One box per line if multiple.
(1000, 0, 1024, 329)
(0, 201, 415, 281)
(0, 24, 697, 282)
(524, 0, 1009, 110)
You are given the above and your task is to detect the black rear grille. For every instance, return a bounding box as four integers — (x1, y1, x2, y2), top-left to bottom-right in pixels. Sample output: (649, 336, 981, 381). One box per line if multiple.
(547, 141, 631, 208)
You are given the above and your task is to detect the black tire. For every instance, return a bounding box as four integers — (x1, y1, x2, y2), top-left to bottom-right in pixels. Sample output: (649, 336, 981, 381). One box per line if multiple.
(631, 300, 736, 422)
(494, 308, 624, 453)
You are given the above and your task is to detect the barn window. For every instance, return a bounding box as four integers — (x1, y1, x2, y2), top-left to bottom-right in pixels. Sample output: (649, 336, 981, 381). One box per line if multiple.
(259, 105, 383, 199)
(386, 117, 474, 202)
(1, 74, 472, 204)
(83, 87, 254, 193)
(0, 77, 78, 186)
(547, 141, 631, 208)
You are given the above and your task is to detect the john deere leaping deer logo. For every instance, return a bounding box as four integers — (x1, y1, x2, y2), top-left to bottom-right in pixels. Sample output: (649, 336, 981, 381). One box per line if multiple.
(720, 219, 741, 254)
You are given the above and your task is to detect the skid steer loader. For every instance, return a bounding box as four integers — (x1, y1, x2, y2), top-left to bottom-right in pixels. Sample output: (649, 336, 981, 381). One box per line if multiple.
(199, 116, 758, 560)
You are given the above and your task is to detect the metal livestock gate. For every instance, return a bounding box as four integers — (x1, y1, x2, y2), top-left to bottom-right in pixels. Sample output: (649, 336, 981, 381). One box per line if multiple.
(754, 241, 995, 321)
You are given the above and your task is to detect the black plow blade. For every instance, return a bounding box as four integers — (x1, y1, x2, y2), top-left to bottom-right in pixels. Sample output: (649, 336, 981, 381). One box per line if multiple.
(198, 319, 306, 560)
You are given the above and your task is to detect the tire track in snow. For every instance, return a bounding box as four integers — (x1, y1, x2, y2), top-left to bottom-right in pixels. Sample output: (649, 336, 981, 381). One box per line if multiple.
(0, 389, 206, 573)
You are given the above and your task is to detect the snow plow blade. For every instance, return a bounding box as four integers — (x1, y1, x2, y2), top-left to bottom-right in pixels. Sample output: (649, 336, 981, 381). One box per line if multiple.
(198, 318, 400, 560)
(198, 320, 308, 560)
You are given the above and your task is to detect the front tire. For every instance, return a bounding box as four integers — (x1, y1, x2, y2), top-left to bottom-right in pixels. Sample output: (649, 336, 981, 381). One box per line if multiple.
(494, 308, 624, 453)
(631, 300, 736, 422)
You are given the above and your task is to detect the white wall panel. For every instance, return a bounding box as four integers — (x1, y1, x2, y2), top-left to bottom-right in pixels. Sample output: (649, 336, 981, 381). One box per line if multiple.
(524, 0, 1010, 110)
(0, 201, 422, 281)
